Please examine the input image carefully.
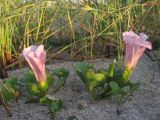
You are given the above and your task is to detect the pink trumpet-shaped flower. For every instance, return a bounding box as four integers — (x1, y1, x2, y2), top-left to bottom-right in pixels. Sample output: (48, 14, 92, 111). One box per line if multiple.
(22, 45, 47, 84)
(122, 31, 152, 70)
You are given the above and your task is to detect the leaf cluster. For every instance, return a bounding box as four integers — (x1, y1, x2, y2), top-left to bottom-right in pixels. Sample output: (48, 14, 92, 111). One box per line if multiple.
(75, 60, 139, 102)
(0, 77, 19, 102)
(24, 67, 69, 115)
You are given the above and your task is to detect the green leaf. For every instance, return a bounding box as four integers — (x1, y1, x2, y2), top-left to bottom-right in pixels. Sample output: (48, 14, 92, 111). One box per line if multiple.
(75, 62, 94, 84)
(107, 59, 116, 77)
(109, 82, 127, 96)
(109, 82, 120, 93)
(75, 62, 107, 93)
(31, 84, 40, 94)
(4, 77, 18, 90)
(98, 69, 108, 76)
(86, 69, 106, 92)
(24, 70, 37, 84)
(46, 73, 54, 88)
(24, 71, 40, 99)
(53, 67, 69, 87)
(86, 69, 95, 81)
(0, 77, 18, 101)
(53, 68, 69, 78)
(67, 116, 78, 120)
(94, 73, 106, 82)
(120, 82, 139, 103)
(39, 95, 63, 113)
(86, 69, 96, 91)
(39, 96, 48, 105)
(48, 99, 63, 113)
(26, 83, 40, 100)
(0, 88, 15, 101)
(92, 86, 106, 99)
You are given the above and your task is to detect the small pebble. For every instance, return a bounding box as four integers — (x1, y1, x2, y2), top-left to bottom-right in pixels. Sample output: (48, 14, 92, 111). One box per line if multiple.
(78, 100, 88, 109)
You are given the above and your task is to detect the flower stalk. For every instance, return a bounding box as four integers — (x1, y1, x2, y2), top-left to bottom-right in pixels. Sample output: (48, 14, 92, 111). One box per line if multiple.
(122, 68, 133, 83)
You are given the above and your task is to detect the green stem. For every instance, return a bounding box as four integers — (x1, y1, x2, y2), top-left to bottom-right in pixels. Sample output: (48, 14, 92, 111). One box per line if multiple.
(122, 68, 133, 83)
(39, 82, 49, 97)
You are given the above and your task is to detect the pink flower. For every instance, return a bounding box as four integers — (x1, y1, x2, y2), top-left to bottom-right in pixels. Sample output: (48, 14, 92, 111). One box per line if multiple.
(122, 31, 152, 70)
(22, 45, 47, 84)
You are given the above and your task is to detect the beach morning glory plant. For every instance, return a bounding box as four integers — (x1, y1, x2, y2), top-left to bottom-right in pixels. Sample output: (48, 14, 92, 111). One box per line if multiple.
(22, 45, 52, 99)
(22, 44, 69, 116)
(75, 31, 152, 102)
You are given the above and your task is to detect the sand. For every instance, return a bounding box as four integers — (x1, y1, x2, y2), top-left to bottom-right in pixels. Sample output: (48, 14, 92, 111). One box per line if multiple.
(0, 55, 160, 120)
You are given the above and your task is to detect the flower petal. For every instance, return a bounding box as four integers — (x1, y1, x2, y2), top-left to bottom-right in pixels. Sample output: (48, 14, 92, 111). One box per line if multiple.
(137, 39, 152, 49)
(122, 31, 152, 70)
(139, 33, 148, 41)
(22, 45, 47, 83)
(122, 31, 139, 44)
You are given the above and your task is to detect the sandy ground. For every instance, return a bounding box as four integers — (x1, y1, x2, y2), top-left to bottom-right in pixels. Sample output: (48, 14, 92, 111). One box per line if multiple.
(0, 55, 160, 120)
